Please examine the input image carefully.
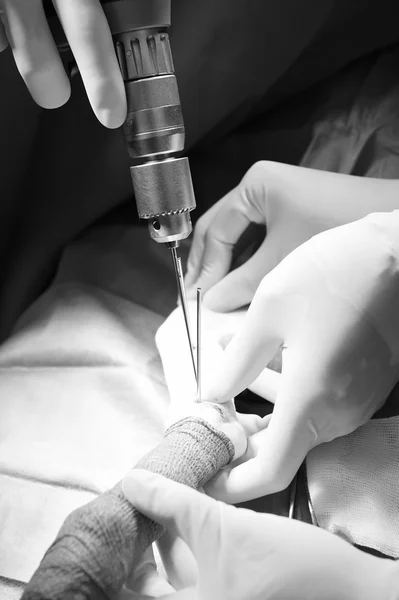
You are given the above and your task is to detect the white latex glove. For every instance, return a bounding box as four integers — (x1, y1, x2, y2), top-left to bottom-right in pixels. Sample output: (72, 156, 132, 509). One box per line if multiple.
(201, 211, 399, 503)
(185, 161, 399, 311)
(0, 0, 126, 127)
(154, 305, 271, 591)
(122, 470, 399, 600)
(155, 303, 271, 455)
(117, 546, 175, 600)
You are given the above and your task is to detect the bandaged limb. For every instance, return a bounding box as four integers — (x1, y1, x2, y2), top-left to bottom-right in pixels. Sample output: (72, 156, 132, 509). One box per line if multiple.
(22, 416, 235, 600)
(21, 293, 253, 599)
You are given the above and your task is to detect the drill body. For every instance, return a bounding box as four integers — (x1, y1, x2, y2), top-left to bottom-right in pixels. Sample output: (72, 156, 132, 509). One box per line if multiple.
(45, 0, 196, 246)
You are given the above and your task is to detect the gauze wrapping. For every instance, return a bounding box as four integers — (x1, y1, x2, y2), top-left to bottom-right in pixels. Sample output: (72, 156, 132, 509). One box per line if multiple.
(21, 417, 234, 600)
(307, 416, 399, 557)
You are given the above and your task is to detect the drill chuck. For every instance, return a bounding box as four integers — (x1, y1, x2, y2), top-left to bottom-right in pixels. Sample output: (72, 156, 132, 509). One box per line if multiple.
(44, 0, 196, 244)
(131, 157, 195, 243)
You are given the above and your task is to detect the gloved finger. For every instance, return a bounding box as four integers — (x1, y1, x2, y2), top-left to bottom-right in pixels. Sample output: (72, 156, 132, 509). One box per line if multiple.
(53, 0, 126, 128)
(120, 542, 187, 599)
(247, 367, 281, 403)
(205, 421, 310, 503)
(236, 412, 271, 437)
(202, 248, 263, 311)
(185, 183, 265, 299)
(156, 304, 246, 407)
(184, 199, 227, 292)
(217, 420, 272, 477)
(156, 306, 248, 458)
(129, 565, 175, 597)
(202, 280, 284, 403)
(123, 470, 233, 560)
(205, 361, 316, 503)
(126, 546, 175, 598)
(118, 588, 191, 600)
(120, 590, 195, 600)
(156, 530, 197, 591)
(118, 587, 149, 599)
(0, 14, 8, 51)
(203, 222, 288, 311)
(1, 0, 70, 107)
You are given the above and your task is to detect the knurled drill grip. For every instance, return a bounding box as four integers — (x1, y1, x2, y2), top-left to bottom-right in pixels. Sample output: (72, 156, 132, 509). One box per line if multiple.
(44, 0, 196, 244)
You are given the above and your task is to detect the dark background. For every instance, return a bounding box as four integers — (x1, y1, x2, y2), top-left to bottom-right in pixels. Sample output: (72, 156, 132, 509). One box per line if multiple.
(1, 0, 399, 340)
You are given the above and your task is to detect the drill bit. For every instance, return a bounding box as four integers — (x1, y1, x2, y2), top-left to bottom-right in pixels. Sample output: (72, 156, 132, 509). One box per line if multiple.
(169, 245, 197, 380)
(196, 287, 202, 402)
(288, 473, 298, 519)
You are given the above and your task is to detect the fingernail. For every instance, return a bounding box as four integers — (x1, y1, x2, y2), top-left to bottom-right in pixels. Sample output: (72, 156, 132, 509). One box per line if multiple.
(97, 105, 127, 129)
(95, 82, 127, 129)
(27, 69, 71, 109)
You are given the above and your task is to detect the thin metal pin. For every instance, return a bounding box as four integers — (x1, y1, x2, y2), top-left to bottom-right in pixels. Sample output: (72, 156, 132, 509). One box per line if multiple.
(169, 247, 197, 380)
(288, 474, 297, 519)
(196, 287, 202, 402)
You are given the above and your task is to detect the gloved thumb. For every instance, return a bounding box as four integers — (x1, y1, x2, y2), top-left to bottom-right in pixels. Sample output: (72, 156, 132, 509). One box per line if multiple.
(123, 471, 226, 557)
(201, 204, 288, 312)
(203, 237, 270, 312)
(201, 272, 285, 403)
(185, 181, 265, 301)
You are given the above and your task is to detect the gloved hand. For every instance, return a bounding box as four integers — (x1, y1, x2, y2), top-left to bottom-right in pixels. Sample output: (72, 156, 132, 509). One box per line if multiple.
(0, 0, 126, 127)
(116, 546, 175, 600)
(123, 470, 399, 600)
(154, 304, 270, 591)
(185, 161, 399, 311)
(202, 210, 399, 503)
(155, 303, 269, 456)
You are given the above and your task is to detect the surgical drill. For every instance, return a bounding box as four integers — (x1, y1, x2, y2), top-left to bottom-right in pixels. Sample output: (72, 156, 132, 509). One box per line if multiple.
(44, 0, 198, 377)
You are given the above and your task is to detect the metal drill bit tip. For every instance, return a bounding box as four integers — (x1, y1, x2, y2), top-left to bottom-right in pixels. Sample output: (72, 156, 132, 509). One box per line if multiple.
(288, 474, 298, 519)
(169, 246, 197, 381)
(196, 287, 202, 403)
